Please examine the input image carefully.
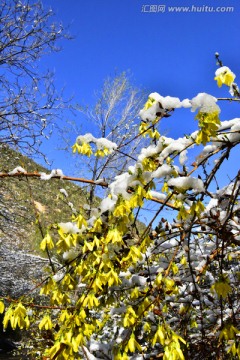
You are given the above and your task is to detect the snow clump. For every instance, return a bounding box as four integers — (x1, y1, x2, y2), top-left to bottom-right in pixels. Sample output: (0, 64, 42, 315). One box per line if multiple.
(190, 93, 220, 113)
(58, 222, 80, 234)
(8, 166, 27, 175)
(60, 188, 68, 197)
(76, 133, 117, 153)
(168, 176, 205, 193)
(40, 169, 64, 180)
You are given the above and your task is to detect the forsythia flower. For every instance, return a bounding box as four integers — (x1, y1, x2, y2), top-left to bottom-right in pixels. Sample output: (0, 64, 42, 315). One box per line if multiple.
(214, 66, 236, 87)
(143, 96, 157, 110)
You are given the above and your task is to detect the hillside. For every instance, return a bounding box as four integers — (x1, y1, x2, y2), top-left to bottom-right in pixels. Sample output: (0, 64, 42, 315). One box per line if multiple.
(0, 144, 88, 254)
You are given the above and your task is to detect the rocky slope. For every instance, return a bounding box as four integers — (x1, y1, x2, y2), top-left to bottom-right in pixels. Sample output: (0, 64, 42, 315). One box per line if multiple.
(0, 144, 87, 298)
(0, 145, 90, 357)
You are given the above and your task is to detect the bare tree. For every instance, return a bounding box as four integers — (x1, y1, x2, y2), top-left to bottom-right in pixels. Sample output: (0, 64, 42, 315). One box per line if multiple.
(0, 0, 69, 156)
(74, 72, 147, 205)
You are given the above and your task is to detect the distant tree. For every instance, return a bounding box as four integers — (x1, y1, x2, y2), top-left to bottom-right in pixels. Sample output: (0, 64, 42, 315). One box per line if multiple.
(0, 0, 69, 156)
(1, 55, 240, 360)
(72, 72, 147, 206)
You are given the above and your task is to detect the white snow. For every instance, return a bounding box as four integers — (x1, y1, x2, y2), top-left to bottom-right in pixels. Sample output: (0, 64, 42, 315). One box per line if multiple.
(109, 173, 132, 200)
(139, 93, 183, 122)
(218, 118, 240, 131)
(190, 93, 220, 113)
(151, 164, 173, 179)
(181, 98, 192, 108)
(51, 169, 64, 178)
(160, 238, 179, 249)
(76, 133, 117, 153)
(95, 178, 105, 184)
(89, 340, 106, 352)
(161, 96, 182, 109)
(138, 142, 163, 162)
(60, 188, 68, 197)
(215, 66, 233, 76)
(77, 133, 95, 144)
(195, 144, 218, 164)
(63, 249, 79, 261)
(157, 136, 192, 164)
(228, 121, 240, 142)
(40, 172, 52, 180)
(81, 346, 103, 360)
(149, 191, 167, 201)
(95, 138, 117, 151)
(131, 275, 147, 286)
(148, 93, 182, 109)
(139, 101, 163, 122)
(205, 198, 218, 212)
(110, 306, 127, 315)
(100, 197, 116, 213)
(8, 166, 27, 175)
(58, 222, 80, 234)
(179, 150, 188, 165)
(148, 92, 163, 102)
(68, 202, 76, 213)
(168, 176, 205, 192)
(195, 260, 206, 272)
(40, 169, 64, 180)
(53, 272, 65, 282)
(217, 181, 240, 197)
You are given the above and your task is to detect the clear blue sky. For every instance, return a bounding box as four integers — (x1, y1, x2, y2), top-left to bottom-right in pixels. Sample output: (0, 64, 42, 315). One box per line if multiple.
(40, 0, 240, 179)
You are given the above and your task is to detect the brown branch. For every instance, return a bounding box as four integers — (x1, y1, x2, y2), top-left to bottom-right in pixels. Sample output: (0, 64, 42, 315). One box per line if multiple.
(217, 97, 240, 102)
(0, 171, 178, 209)
(196, 247, 222, 283)
(118, 114, 165, 149)
(0, 171, 109, 187)
(1, 296, 75, 311)
(164, 245, 180, 277)
(52, 343, 67, 360)
(81, 346, 91, 360)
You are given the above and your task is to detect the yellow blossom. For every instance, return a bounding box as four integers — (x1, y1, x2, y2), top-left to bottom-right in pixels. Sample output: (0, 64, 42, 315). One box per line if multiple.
(214, 66, 236, 87)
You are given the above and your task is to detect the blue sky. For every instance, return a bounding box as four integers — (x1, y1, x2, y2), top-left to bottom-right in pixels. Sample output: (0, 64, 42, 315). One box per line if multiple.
(40, 0, 240, 179)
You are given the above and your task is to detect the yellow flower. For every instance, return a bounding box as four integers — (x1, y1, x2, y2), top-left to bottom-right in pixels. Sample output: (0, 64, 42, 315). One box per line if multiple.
(143, 96, 156, 110)
(214, 66, 236, 87)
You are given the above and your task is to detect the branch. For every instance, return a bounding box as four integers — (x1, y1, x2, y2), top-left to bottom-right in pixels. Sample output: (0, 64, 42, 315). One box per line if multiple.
(195, 247, 222, 283)
(217, 98, 240, 102)
(0, 171, 178, 209)
(1, 296, 75, 311)
(0, 171, 108, 187)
